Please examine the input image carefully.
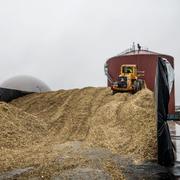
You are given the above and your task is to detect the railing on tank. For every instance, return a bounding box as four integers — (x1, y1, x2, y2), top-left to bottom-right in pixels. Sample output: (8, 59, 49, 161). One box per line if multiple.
(104, 63, 114, 84)
(117, 46, 149, 56)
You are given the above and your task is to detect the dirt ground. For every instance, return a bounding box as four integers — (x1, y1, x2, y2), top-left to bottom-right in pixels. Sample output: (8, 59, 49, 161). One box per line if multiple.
(0, 87, 157, 179)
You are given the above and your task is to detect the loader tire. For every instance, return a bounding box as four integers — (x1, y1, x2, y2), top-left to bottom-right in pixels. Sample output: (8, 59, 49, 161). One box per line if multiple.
(112, 90, 117, 95)
(139, 79, 145, 89)
(133, 80, 141, 93)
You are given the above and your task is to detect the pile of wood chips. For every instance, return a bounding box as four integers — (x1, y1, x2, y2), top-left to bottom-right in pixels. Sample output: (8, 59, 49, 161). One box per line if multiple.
(0, 87, 156, 179)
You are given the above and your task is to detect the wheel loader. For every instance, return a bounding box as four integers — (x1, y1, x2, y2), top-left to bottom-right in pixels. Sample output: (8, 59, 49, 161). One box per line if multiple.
(111, 64, 145, 94)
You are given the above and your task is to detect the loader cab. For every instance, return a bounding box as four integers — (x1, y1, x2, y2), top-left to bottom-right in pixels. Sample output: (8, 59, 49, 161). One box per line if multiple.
(120, 65, 137, 77)
(122, 66, 133, 73)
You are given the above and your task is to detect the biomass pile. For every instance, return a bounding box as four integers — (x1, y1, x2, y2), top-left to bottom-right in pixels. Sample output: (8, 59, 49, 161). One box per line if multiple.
(0, 87, 156, 179)
(0, 102, 47, 149)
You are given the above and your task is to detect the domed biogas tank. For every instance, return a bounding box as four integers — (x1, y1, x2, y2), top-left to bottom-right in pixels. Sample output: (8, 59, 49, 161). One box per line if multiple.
(105, 48, 175, 113)
(0, 75, 51, 102)
(1, 75, 50, 92)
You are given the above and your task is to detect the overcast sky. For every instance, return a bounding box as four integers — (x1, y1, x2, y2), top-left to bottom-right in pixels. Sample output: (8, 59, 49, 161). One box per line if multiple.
(0, 0, 180, 103)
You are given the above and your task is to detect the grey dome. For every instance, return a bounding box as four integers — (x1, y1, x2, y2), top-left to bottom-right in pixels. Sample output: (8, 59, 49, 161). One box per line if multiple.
(1, 75, 51, 92)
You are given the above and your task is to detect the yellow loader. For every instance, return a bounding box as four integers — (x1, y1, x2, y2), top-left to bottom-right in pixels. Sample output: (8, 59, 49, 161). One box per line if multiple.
(111, 64, 145, 94)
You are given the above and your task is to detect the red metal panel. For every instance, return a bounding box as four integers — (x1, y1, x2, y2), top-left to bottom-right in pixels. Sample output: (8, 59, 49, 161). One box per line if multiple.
(106, 53, 175, 113)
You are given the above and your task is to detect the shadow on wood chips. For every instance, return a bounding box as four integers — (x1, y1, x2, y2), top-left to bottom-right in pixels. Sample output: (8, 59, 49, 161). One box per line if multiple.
(0, 87, 157, 179)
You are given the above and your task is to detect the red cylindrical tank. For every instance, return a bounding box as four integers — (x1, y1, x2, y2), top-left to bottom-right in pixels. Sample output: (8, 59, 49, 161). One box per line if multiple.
(105, 49, 175, 113)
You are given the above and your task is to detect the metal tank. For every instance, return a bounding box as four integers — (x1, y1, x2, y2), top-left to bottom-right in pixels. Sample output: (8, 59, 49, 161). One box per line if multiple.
(0, 75, 51, 102)
(1, 75, 51, 92)
(105, 47, 175, 113)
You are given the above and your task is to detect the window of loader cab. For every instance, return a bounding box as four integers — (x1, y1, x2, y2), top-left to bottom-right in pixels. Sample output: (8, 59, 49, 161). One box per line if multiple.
(122, 66, 133, 73)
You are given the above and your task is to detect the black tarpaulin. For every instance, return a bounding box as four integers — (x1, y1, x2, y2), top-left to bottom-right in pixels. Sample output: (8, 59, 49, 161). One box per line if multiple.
(155, 57, 175, 166)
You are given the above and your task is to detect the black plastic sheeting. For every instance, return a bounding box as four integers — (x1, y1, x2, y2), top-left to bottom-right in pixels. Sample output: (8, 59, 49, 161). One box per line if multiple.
(155, 57, 175, 166)
(0, 87, 32, 102)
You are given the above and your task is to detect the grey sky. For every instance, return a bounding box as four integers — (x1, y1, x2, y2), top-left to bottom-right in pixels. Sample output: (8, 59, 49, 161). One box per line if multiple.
(0, 0, 180, 103)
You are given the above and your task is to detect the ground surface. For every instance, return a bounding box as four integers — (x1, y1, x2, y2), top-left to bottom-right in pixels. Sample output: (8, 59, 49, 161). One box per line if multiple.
(0, 87, 157, 179)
